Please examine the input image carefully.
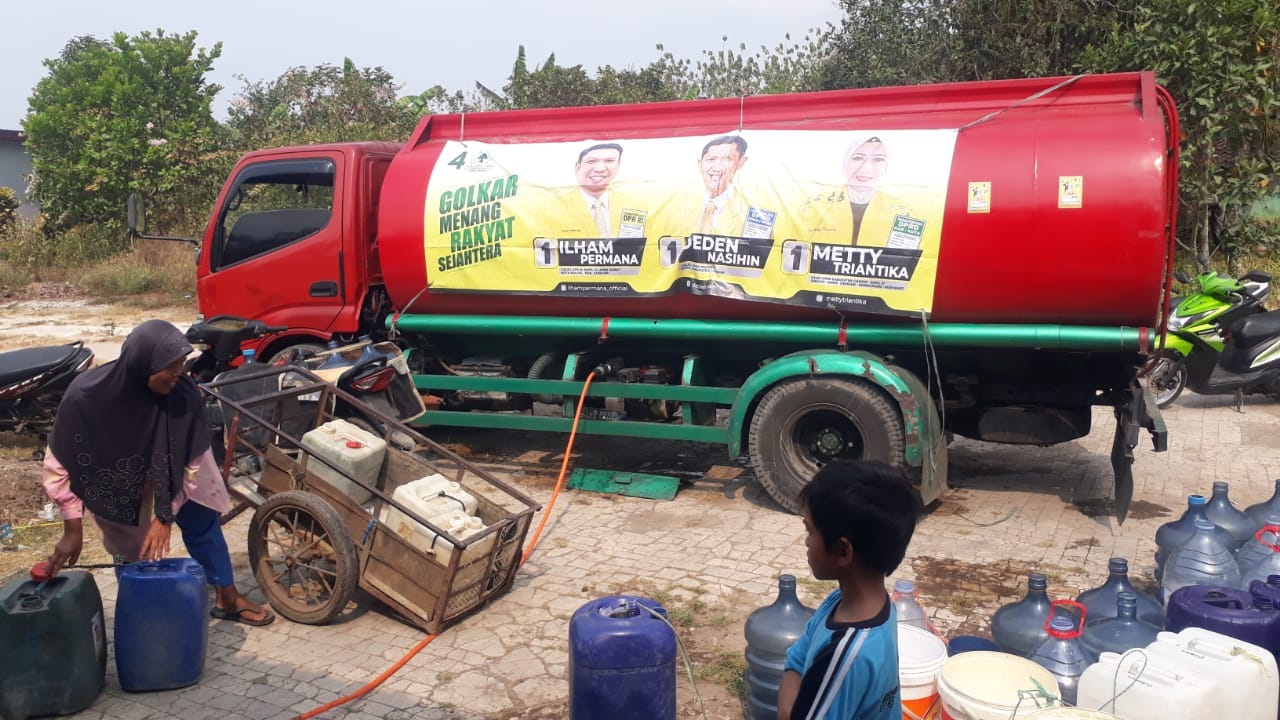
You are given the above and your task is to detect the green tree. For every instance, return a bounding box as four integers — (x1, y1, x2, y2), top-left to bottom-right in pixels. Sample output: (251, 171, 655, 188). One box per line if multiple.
(0, 187, 18, 233)
(681, 28, 836, 98)
(23, 30, 224, 243)
(1081, 0, 1280, 260)
(227, 58, 420, 149)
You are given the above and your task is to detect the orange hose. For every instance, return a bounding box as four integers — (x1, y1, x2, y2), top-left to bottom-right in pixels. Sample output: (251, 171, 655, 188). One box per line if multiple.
(291, 371, 597, 719)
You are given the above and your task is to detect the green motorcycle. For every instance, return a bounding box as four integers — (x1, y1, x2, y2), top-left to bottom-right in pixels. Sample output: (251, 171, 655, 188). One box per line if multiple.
(1146, 261, 1274, 408)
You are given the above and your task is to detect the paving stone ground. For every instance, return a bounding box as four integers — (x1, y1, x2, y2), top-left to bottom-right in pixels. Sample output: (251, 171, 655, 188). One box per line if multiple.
(61, 392, 1280, 719)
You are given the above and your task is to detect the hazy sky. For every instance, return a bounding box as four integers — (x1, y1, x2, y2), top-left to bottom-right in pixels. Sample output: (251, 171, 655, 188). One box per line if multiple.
(2, 0, 844, 129)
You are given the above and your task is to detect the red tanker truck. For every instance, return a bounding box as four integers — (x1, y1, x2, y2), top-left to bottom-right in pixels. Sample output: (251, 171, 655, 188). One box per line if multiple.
(138, 71, 1175, 519)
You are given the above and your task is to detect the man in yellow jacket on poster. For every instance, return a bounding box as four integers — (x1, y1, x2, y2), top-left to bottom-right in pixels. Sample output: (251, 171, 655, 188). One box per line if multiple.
(538, 142, 650, 239)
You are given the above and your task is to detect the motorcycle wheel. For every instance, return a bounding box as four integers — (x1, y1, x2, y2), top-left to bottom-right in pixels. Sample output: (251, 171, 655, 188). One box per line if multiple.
(1146, 357, 1187, 408)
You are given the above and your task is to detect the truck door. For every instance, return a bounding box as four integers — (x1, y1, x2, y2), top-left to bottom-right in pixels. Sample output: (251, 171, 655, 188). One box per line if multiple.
(198, 155, 346, 333)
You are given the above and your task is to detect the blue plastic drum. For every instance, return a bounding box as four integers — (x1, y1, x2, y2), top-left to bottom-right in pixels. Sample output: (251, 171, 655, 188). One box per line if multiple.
(569, 595, 677, 720)
(114, 558, 209, 692)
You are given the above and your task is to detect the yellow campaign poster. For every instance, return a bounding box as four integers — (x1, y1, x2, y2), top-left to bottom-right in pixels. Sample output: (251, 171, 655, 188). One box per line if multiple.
(424, 129, 958, 317)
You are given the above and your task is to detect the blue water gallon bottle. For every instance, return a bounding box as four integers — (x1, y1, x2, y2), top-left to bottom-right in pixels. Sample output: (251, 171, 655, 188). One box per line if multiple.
(0, 571, 106, 719)
(1028, 600, 1091, 706)
(744, 575, 815, 720)
(1162, 518, 1242, 602)
(569, 595, 676, 720)
(1155, 495, 1232, 582)
(1239, 524, 1280, 591)
(1205, 481, 1255, 549)
(1080, 591, 1160, 660)
(114, 558, 209, 692)
(1076, 557, 1163, 627)
(991, 572, 1052, 657)
(1246, 480, 1280, 531)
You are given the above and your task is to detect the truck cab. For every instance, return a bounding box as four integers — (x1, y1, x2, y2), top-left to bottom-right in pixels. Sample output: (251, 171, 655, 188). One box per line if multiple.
(196, 142, 399, 360)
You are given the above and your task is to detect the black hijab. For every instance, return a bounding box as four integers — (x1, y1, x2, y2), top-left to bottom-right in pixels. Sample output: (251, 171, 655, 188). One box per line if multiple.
(49, 320, 211, 525)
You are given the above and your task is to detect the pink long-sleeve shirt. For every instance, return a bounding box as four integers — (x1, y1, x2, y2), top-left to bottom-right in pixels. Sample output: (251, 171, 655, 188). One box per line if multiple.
(43, 447, 234, 520)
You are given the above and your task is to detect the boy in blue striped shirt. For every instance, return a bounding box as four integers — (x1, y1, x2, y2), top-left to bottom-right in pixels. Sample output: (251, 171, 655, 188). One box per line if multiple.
(777, 461, 924, 720)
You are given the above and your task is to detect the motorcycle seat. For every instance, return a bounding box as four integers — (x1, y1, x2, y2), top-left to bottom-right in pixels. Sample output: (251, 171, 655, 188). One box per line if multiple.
(0, 344, 83, 388)
(1231, 310, 1280, 348)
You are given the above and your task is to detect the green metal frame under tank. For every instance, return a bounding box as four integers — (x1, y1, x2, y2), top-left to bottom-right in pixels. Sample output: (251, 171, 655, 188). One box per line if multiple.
(388, 313, 1151, 507)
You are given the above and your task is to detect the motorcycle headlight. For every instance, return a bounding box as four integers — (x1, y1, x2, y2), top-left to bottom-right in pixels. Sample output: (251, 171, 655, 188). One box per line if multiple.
(1168, 309, 1213, 331)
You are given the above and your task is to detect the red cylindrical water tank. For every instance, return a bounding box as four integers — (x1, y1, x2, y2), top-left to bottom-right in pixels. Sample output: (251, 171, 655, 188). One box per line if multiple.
(378, 72, 1174, 326)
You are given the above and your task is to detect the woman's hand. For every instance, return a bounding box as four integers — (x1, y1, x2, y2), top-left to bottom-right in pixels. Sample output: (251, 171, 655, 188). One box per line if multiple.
(139, 518, 172, 561)
(48, 519, 84, 576)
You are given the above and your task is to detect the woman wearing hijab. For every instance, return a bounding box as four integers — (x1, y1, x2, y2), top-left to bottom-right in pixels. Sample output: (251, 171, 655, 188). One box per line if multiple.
(43, 319, 274, 626)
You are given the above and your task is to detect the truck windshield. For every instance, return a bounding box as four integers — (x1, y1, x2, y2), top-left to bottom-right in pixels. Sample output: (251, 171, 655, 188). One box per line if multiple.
(214, 158, 336, 269)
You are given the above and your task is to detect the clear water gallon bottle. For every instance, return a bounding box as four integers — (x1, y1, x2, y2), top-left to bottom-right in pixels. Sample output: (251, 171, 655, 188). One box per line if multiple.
(1239, 524, 1280, 591)
(991, 572, 1052, 657)
(1246, 481, 1280, 532)
(1162, 518, 1243, 601)
(1080, 591, 1161, 660)
(1155, 495, 1232, 581)
(1028, 600, 1091, 706)
(1237, 516, 1280, 582)
(892, 579, 930, 630)
(744, 575, 815, 720)
(1076, 557, 1163, 627)
(1205, 481, 1255, 549)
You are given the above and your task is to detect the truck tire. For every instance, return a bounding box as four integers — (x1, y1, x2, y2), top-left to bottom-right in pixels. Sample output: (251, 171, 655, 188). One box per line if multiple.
(748, 377, 905, 514)
(248, 490, 359, 625)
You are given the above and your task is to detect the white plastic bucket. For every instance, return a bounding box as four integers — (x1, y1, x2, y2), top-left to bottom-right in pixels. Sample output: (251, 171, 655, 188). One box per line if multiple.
(899, 624, 948, 720)
(1026, 710, 1122, 719)
(937, 651, 1060, 720)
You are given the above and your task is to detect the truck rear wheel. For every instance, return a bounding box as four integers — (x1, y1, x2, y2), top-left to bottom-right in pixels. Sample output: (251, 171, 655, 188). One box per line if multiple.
(748, 378, 905, 514)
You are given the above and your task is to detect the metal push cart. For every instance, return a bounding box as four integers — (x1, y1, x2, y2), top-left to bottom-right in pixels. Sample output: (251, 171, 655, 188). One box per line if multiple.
(201, 364, 540, 634)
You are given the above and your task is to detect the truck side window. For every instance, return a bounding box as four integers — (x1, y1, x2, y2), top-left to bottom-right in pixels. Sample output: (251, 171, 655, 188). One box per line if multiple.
(213, 158, 336, 270)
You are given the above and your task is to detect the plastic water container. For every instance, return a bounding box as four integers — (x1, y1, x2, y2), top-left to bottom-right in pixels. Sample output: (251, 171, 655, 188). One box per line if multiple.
(1165, 584, 1280, 656)
(1246, 479, 1280, 530)
(1145, 627, 1279, 720)
(1154, 495, 1232, 581)
(114, 559, 209, 691)
(1076, 557, 1163, 627)
(991, 572, 1052, 657)
(1025, 710, 1122, 719)
(1080, 592, 1160, 660)
(1236, 516, 1280, 581)
(1028, 601, 1091, 706)
(0, 571, 106, 719)
(381, 474, 491, 560)
(1205, 481, 1255, 549)
(1161, 518, 1241, 601)
(743, 575, 814, 720)
(947, 636, 999, 655)
(1239, 523, 1280, 590)
(569, 595, 676, 720)
(301, 418, 387, 505)
(1077, 650, 1214, 720)
(898, 623, 948, 720)
(936, 651, 1060, 719)
(893, 578, 931, 630)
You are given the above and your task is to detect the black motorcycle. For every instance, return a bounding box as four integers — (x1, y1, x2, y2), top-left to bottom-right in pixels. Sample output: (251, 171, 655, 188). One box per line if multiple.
(0, 341, 95, 435)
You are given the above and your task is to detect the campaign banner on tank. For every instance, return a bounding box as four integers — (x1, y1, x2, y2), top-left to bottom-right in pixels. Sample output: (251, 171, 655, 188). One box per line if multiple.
(421, 128, 958, 316)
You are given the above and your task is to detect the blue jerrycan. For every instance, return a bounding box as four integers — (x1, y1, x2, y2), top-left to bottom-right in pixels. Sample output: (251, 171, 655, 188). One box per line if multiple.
(569, 595, 676, 720)
(114, 558, 209, 692)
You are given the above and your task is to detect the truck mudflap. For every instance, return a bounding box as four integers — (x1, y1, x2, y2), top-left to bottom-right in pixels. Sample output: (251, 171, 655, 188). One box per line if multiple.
(729, 350, 947, 505)
(1112, 380, 1169, 524)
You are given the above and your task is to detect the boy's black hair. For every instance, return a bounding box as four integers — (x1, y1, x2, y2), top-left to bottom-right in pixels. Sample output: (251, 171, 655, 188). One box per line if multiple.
(800, 460, 923, 576)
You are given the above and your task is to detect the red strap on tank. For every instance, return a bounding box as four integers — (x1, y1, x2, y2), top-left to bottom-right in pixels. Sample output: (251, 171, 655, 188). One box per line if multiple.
(837, 319, 848, 350)
(1138, 326, 1149, 354)
(599, 317, 611, 343)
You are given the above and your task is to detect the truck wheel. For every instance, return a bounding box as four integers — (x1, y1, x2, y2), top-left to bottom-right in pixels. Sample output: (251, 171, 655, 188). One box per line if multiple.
(748, 378, 905, 514)
(248, 490, 359, 625)
(267, 342, 325, 367)
(1145, 357, 1186, 408)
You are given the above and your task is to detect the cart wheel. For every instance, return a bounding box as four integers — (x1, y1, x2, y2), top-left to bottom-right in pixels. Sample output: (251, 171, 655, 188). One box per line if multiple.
(248, 491, 359, 625)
